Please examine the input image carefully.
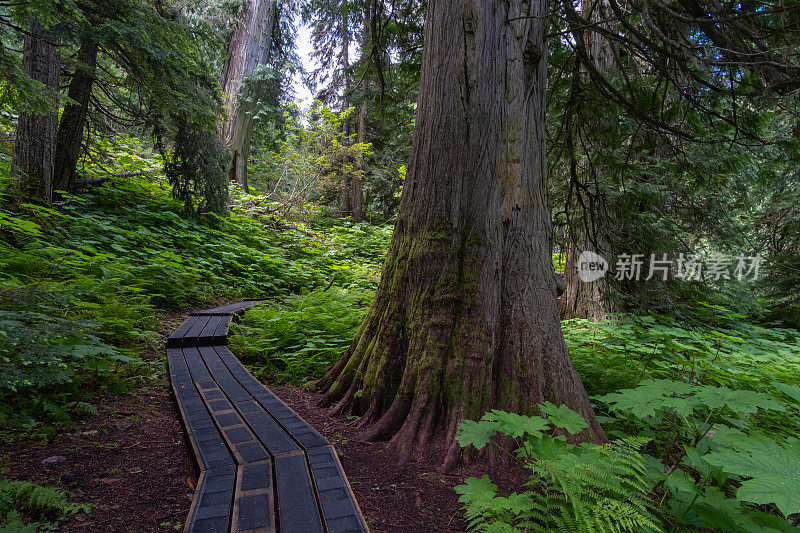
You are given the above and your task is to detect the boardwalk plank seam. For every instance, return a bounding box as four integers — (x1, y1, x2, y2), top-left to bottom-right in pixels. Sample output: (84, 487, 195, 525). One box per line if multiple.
(168, 301, 368, 533)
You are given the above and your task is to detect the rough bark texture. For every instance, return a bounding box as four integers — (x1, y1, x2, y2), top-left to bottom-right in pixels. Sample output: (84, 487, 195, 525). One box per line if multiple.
(563, 240, 616, 321)
(219, 0, 277, 193)
(14, 19, 60, 203)
(54, 39, 98, 194)
(562, 0, 618, 321)
(318, 0, 606, 468)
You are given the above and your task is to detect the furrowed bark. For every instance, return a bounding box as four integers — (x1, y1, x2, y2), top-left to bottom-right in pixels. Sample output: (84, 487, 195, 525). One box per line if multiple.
(14, 19, 60, 203)
(219, 0, 277, 193)
(318, 0, 606, 468)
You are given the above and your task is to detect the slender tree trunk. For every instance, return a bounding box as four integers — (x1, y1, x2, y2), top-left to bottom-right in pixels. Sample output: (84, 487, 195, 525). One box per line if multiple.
(219, 0, 277, 193)
(53, 39, 98, 194)
(340, 2, 352, 217)
(563, 239, 615, 321)
(352, 81, 367, 221)
(14, 19, 60, 203)
(318, 0, 606, 468)
(563, 0, 618, 321)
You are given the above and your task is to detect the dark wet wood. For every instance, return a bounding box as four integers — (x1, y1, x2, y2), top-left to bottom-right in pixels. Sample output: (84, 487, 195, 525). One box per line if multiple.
(168, 302, 368, 533)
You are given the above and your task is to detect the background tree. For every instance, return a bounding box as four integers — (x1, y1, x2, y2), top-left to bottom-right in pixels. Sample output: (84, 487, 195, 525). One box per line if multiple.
(219, 0, 279, 193)
(550, 0, 800, 319)
(2, 0, 231, 213)
(12, 18, 59, 202)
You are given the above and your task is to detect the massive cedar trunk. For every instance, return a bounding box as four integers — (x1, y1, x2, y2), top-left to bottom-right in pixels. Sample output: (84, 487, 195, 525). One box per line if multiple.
(14, 19, 60, 202)
(562, 0, 618, 321)
(53, 39, 98, 194)
(318, 0, 606, 467)
(219, 0, 277, 193)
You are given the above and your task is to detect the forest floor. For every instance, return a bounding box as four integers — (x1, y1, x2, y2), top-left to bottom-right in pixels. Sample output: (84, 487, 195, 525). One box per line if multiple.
(0, 306, 522, 532)
(0, 311, 196, 532)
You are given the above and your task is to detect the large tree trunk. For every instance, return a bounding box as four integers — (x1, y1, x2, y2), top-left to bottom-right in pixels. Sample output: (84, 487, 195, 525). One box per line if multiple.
(562, 0, 618, 321)
(53, 39, 98, 194)
(318, 0, 606, 468)
(219, 0, 277, 193)
(14, 19, 60, 203)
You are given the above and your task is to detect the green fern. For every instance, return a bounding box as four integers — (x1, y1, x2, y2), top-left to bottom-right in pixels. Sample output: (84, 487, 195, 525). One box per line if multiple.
(0, 479, 90, 527)
(455, 408, 663, 532)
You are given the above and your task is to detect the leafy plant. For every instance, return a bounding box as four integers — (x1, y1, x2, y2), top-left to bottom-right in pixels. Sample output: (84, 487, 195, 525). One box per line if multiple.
(705, 431, 800, 517)
(229, 287, 372, 383)
(0, 479, 89, 531)
(455, 405, 661, 532)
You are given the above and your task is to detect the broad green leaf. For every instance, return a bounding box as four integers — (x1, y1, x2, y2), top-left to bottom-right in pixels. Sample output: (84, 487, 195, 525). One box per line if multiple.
(480, 410, 548, 439)
(454, 474, 498, 505)
(456, 419, 501, 449)
(705, 436, 800, 516)
(772, 382, 800, 404)
(540, 402, 588, 434)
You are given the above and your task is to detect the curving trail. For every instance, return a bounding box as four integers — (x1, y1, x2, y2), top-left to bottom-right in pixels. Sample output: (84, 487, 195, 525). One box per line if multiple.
(167, 301, 368, 533)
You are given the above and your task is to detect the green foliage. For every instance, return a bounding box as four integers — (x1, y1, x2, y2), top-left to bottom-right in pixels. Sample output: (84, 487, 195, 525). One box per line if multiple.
(563, 312, 800, 398)
(229, 287, 373, 384)
(0, 479, 89, 531)
(589, 358, 800, 529)
(596, 380, 784, 422)
(0, 133, 393, 426)
(705, 432, 800, 517)
(455, 407, 660, 532)
(457, 309, 800, 532)
(248, 102, 373, 213)
(161, 118, 229, 216)
(226, 212, 391, 384)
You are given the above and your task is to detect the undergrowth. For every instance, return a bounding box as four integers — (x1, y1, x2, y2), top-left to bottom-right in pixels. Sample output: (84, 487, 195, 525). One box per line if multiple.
(0, 479, 89, 532)
(456, 309, 800, 532)
(0, 134, 390, 429)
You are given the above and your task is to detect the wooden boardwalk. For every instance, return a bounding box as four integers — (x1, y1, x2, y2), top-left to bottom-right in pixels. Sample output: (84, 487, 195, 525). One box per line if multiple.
(167, 301, 368, 533)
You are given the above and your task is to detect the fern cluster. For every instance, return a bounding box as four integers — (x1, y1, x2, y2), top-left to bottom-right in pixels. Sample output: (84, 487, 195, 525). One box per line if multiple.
(0, 479, 89, 531)
(523, 437, 660, 533)
(456, 405, 661, 532)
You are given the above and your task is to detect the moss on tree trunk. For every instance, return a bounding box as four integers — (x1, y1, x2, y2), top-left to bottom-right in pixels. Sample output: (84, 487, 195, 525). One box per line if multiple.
(318, 0, 606, 468)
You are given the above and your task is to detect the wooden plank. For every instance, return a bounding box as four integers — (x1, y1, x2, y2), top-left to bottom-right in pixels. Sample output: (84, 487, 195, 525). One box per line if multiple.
(274, 453, 324, 533)
(191, 301, 266, 316)
(169, 348, 236, 533)
(214, 316, 232, 344)
(308, 446, 368, 533)
(186, 316, 212, 341)
(198, 316, 222, 345)
(167, 316, 200, 348)
(200, 347, 299, 457)
(212, 346, 328, 449)
(183, 347, 214, 383)
(169, 301, 369, 533)
(232, 461, 274, 533)
(190, 465, 236, 533)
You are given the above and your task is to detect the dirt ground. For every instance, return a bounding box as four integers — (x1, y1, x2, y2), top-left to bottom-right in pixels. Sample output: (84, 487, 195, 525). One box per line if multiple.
(1, 306, 523, 532)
